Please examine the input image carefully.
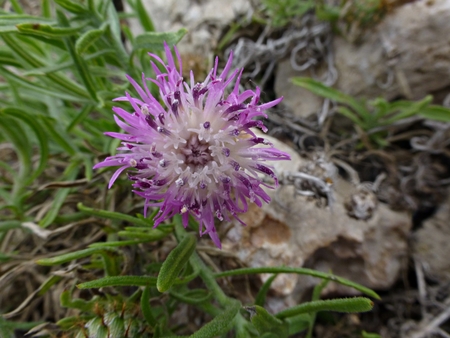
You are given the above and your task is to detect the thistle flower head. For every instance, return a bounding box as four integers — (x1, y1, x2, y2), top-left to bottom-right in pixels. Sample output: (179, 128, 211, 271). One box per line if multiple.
(94, 43, 290, 248)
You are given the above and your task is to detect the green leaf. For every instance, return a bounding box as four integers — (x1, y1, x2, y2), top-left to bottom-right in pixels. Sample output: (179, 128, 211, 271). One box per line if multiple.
(141, 286, 158, 327)
(169, 288, 212, 305)
(37, 247, 117, 266)
(0, 50, 25, 67)
(291, 77, 370, 120)
(118, 229, 169, 241)
(255, 274, 277, 307)
(275, 297, 374, 319)
(56, 10, 98, 102)
(306, 278, 330, 338)
(0, 317, 16, 338)
(38, 161, 80, 228)
(41, 0, 52, 18)
(104, 0, 133, 76)
(0, 14, 55, 26)
(54, 0, 89, 14)
(77, 276, 157, 289)
(382, 95, 432, 125)
(285, 314, 310, 336)
(0, 116, 32, 184)
(16, 23, 86, 38)
(189, 300, 241, 338)
(157, 234, 197, 292)
(39, 116, 78, 155)
(0, 66, 90, 103)
(77, 203, 155, 227)
(134, 0, 156, 32)
(88, 240, 148, 248)
(362, 330, 382, 338)
(75, 24, 108, 55)
(0, 221, 21, 232)
(9, 0, 24, 14)
(247, 305, 288, 338)
(214, 267, 380, 300)
(420, 105, 450, 122)
(1, 35, 91, 99)
(60, 290, 95, 312)
(132, 28, 188, 53)
(1, 107, 49, 184)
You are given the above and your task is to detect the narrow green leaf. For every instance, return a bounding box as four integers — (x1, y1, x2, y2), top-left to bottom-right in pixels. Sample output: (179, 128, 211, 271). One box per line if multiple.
(0, 116, 32, 182)
(276, 297, 374, 319)
(141, 286, 158, 327)
(75, 24, 108, 55)
(419, 105, 450, 122)
(285, 314, 311, 335)
(255, 274, 277, 307)
(39, 116, 78, 155)
(157, 234, 197, 292)
(88, 240, 147, 248)
(16, 23, 85, 38)
(132, 28, 188, 52)
(0, 50, 23, 67)
(60, 290, 96, 312)
(291, 77, 370, 120)
(77, 203, 154, 227)
(0, 317, 15, 338)
(169, 289, 212, 305)
(118, 230, 168, 241)
(369, 97, 390, 121)
(2, 35, 91, 99)
(9, 0, 24, 13)
(1, 107, 49, 183)
(306, 278, 329, 338)
(248, 305, 288, 338)
(56, 10, 98, 102)
(0, 26, 19, 33)
(54, 0, 89, 14)
(22, 50, 116, 76)
(382, 95, 432, 125)
(134, 0, 155, 32)
(0, 221, 21, 232)
(214, 267, 380, 300)
(189, 300, 241, 338)
(77, 276, 157, 289)
(38, 160, 80, 227)
(105, 0, 132, 75)
(37, 247, 116, 266)
(41, 0, 52, 18)
(362, 330, 382, 338)
(0, 66, 90, 102)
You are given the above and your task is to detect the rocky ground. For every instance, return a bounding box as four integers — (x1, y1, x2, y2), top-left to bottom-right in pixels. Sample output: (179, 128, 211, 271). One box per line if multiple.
(2, 0, 450, 337)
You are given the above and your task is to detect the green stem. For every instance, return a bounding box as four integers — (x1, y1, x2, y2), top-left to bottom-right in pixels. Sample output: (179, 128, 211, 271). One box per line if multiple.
(173, 215, 229, 307)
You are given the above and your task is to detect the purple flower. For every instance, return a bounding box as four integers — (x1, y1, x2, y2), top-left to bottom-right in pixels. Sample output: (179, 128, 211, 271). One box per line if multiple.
(94, 43, 290, 248)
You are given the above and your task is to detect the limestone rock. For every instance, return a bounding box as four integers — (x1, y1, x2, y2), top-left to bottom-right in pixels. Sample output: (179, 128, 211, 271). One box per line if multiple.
(412, 193, 450, 282)
(276, 0, 450, 118)
(222, 135, 412, 298)
(129, 0, 250, 58)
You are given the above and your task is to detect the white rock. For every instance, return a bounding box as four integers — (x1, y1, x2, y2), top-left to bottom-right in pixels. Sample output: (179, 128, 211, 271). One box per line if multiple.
(222, 135, 412, 298)
(413, 193, 450, 281)
(276, 0, 450, 118)
(129, 0, 251, 57)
